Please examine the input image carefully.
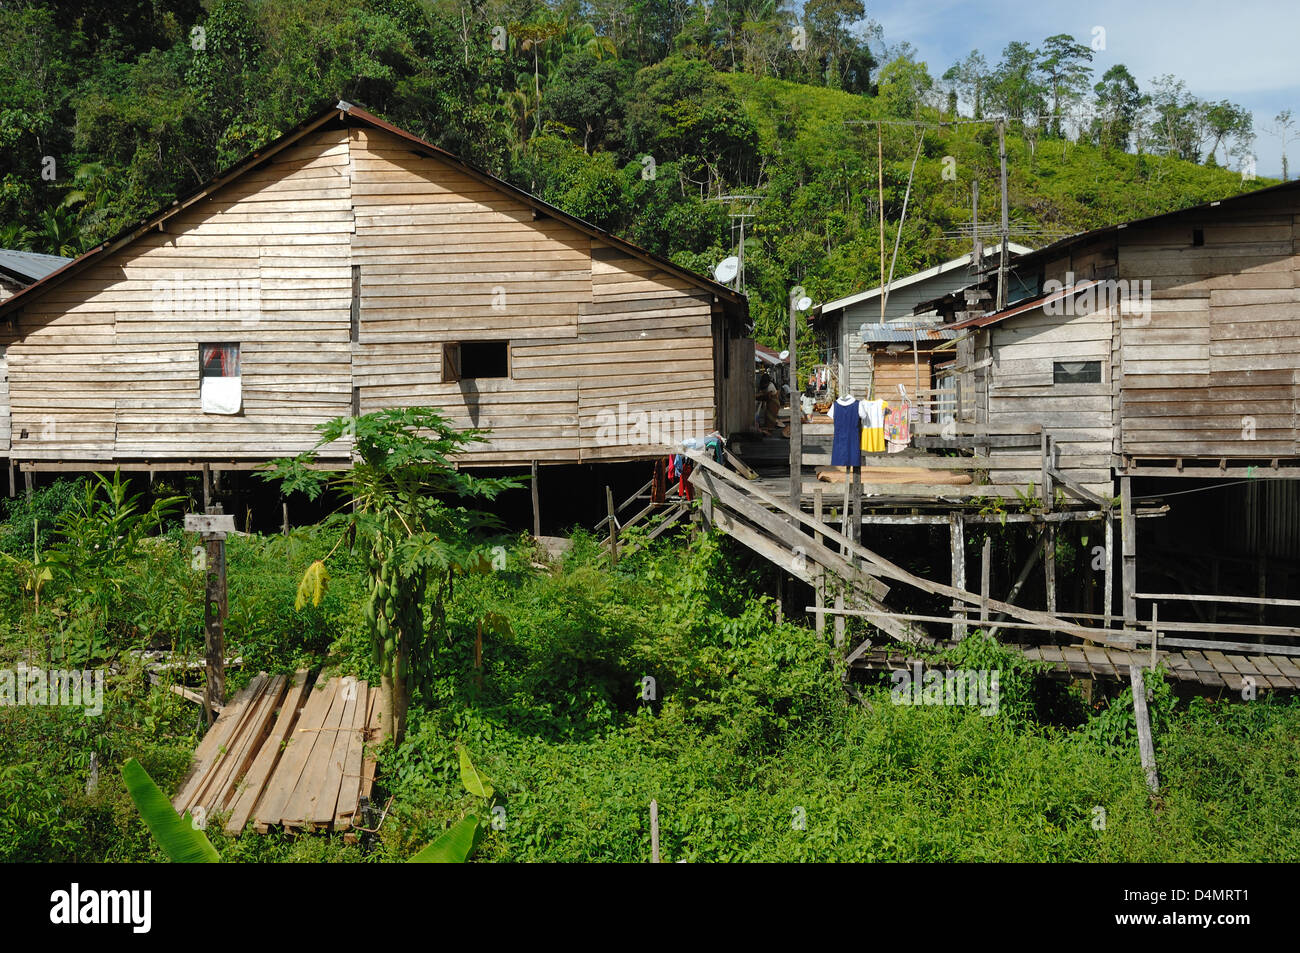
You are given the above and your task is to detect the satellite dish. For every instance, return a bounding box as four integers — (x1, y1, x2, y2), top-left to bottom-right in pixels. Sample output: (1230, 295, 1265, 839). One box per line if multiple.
(796, 296, 813, 312)
(779, 349, 790, 361)
(713, 256, 739, 284)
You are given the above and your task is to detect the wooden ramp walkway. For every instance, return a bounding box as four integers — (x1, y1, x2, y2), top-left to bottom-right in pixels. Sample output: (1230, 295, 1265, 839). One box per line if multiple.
(172, 671, 380, 834)
(850, 645, 1300, 692)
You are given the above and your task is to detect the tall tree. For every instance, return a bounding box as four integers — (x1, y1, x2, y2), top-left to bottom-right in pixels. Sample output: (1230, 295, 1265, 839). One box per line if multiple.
(1264, 108, 1296, 181)
(1091, 64, 1143, 151)
(942, 50, 987, 119)
(1037, 34, 1093, 138)
(988, 41, 1045, 124)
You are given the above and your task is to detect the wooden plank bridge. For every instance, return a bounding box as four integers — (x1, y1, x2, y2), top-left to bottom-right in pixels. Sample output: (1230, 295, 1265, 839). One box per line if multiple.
(680, 448, 1300, 694)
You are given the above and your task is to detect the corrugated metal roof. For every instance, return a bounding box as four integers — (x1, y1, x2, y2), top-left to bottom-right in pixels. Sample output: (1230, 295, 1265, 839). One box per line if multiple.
(949, 279, 1103, 330)
(813, 243, 1034, 320)
(857, 323, 957, 343)
(0, 249, 71, 283)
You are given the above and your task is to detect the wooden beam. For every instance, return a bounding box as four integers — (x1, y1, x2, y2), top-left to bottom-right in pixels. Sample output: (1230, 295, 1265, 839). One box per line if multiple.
(980, 536, 991, 626)
(950, 512, 966, 640)
(1103, 514, 1114, 630)
(1045, 524, 1057, 615)
(1121, 476, 1137, 626)
(605, 486, 618, 565)
(1130, 666, 1159, 793)
(683, 449, 1129, 647)
(1134, 591, 1300, 609)
(530, 460, 541, 538)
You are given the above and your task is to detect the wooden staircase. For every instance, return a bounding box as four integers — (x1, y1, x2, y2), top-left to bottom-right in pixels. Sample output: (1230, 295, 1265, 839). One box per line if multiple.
(596, 475, 691, 558)
(682, 450, 1134, 660)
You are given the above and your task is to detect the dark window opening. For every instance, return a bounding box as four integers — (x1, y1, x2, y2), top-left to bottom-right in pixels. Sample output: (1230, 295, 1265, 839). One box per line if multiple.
(443, 340, 509, 382)
(1192, 228, 1205, 246)
(1053, 360, 1101, 384)
(200, 343, 240, 377)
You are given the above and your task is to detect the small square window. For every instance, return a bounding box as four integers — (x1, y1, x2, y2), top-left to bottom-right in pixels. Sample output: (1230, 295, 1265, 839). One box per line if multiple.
(200, 343, 240, 377)
(1192, 228, 1205, 247)
(1053, 360, 1101, 384)
(443, 340, 509, 382)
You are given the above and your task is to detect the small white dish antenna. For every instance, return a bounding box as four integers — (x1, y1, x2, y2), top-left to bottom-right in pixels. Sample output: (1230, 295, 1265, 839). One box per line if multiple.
(796, 296, 813, 312)
(779, 349, 790, 361)
(713, 256, 739, 284)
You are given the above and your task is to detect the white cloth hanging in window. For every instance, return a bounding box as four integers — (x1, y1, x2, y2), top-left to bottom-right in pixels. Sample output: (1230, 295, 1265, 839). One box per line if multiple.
(201, 376, 242, 415)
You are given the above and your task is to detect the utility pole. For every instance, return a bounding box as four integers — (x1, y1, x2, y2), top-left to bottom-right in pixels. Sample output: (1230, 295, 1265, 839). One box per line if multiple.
(877, 121, 885, 322)
(788, 289, 802, 518)
(971, 180, 982, 274)
(996, 118, 1009, 310)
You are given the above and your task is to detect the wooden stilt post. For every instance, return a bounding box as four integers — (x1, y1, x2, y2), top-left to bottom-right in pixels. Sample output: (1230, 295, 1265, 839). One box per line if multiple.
(840, 468, 851, 554)
(24, 469, 32, 500)
(1044, 524, 1057, 614)
(980, 535, 991, 628)
(530, 460, 541, 538)
(7, 459, 14, 498)
(605, 485, 618, 565)
(649, 799, 660, 863)
(950, 512, 966, 640)
(282, 500, 289, 536)
(1103, 513, 1114, 630)
(813, 488, 825, 636)
(1130, 665, 1159, 794)
(185, 508, 232, 727)
(202, 462, 211, 512)
(788, 291, 801, 521)
(1121, 476, 1137, 626)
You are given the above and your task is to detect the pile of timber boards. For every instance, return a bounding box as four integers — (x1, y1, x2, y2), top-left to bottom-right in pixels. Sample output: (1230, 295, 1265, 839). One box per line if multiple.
(171, 671, 380, 834)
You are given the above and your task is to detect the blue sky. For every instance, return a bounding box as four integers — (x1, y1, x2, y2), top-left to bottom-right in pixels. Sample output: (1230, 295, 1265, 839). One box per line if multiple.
(864, 0, 1299, 177)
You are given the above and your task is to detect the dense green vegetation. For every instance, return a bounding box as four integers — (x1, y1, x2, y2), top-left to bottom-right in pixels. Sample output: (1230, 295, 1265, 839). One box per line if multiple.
(0, 0, 1275, 368)
(3, 473, 1299, 862)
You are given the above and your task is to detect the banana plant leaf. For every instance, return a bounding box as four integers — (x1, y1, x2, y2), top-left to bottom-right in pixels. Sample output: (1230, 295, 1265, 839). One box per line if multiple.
(122, 758, 220, 863)
(458, 747, 494, 799)
(408, 815, 481, 863)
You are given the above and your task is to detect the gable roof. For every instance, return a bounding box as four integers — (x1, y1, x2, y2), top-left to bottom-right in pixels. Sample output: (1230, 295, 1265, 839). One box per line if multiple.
(998, 176, 1299, 273)
(0, 101, 746, 321)
(813, 243, 1034, 319)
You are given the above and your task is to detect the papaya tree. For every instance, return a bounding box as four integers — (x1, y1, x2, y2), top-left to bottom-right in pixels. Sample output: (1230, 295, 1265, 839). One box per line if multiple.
(260, 408, 517, 743)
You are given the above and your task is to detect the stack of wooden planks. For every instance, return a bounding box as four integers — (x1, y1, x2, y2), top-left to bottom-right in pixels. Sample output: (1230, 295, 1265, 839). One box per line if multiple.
(171, 671, 380, 834)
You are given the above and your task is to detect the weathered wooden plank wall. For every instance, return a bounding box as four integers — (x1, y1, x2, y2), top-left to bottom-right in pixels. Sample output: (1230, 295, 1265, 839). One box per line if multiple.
(3, 121, 743, 467)
(1117, 202, 1300, 460)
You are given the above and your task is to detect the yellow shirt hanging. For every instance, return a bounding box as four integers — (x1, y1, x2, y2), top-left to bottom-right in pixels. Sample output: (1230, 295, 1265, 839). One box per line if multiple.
(861, 399, 887, 453)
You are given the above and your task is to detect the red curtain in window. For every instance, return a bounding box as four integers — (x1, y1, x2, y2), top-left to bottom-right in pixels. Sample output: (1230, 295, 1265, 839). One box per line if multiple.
(201, 345, 239, 377)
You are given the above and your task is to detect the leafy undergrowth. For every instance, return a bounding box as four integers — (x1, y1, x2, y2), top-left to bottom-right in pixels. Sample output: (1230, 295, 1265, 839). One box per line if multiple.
(2, 482, 1298, 861)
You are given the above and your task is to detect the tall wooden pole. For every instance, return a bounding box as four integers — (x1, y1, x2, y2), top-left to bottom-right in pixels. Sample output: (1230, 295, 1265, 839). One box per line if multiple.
(788, 291, 801, 517)
(878, 121, 886, 322)
(996, 118, 1009, 310)
(202, 508, 227, 726)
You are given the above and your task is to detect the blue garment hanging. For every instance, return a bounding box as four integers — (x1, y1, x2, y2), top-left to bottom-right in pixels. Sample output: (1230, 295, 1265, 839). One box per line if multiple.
(830, 398, 862, 467)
